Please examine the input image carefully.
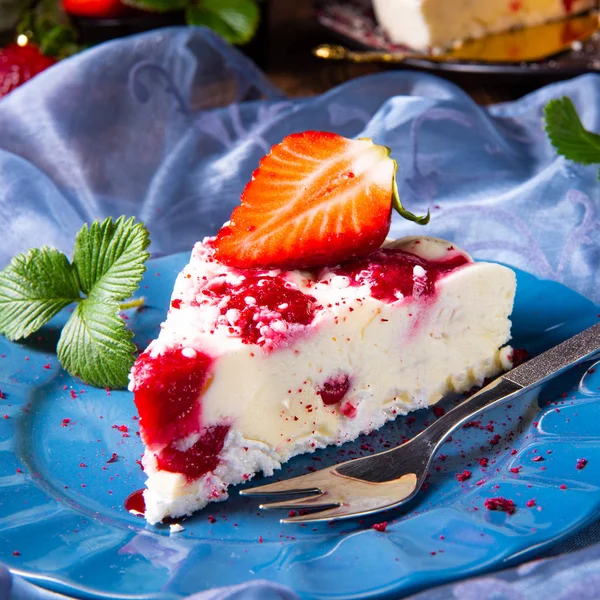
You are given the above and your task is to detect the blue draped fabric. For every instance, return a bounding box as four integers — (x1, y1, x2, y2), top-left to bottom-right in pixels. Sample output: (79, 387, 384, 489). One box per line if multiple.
(0, 26, 599, 600)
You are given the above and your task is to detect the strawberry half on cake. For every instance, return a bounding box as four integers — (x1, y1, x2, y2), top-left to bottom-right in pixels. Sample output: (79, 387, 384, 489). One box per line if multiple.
(130, 132, 516, 525)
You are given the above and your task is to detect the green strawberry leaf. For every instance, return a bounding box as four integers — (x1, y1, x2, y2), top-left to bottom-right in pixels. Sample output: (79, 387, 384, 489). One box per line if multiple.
(186, 0, 260, 45)
(57, 298, 137, 388)
(0, 247, 80, 340)
(73, 216, 150, 301)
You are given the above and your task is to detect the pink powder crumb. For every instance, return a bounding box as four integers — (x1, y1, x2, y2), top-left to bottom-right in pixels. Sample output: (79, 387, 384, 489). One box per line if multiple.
(484, 497, 516, 515)
(532, 456, 544, 462)
(373, 521, 388, 532)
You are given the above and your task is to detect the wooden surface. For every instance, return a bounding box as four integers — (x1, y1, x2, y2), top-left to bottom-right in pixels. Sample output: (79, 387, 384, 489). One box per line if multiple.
(264, 0, 562, 104)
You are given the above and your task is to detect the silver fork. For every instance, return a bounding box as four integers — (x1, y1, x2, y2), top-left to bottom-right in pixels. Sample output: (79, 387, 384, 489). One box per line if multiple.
(240, 323, 600, 524)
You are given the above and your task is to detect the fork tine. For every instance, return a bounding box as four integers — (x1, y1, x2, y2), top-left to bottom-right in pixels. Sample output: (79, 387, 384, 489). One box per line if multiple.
(280, 504, 354, 524)
(260, 493, 340, 513)
(239, 475, 323, 497)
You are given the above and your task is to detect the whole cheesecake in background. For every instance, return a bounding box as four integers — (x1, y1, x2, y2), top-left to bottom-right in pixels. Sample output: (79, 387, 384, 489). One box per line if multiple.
(371, 0, 596, 51)
(129, 132, 517, 525)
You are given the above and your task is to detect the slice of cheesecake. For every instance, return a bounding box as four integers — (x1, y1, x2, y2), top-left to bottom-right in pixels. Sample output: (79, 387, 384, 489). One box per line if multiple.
(130, 131, 516, 524)
(131, 236, 515, 524)
(372, 0, 595, 51)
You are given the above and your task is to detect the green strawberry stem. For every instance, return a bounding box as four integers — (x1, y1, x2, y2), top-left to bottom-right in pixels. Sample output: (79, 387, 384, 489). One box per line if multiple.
(391, 161, 430, 225)
(119, 298, 145, 311)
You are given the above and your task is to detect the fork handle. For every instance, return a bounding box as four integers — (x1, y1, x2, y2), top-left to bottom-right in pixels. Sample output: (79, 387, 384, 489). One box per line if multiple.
(413, 376, 523, 455)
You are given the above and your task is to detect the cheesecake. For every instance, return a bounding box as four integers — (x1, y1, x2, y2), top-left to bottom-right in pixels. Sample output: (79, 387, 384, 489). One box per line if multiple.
(129, 131, 516, 524)
(372, 0, 596, 51)
(131, 237, 515, 524)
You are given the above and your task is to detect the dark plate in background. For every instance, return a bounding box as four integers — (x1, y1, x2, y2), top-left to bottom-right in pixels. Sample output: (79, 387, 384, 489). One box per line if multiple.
(315, 0, 600, 77)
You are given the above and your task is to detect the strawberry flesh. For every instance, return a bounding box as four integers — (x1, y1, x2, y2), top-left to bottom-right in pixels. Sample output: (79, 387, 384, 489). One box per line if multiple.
(214, 131, 395, 269)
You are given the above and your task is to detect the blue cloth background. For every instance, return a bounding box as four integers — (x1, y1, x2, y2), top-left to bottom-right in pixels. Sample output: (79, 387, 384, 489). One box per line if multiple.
(0, 26, 599, 600)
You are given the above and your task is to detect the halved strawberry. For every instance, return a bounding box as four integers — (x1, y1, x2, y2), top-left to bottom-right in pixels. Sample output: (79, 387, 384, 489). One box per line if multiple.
(214, 131, 428, 270)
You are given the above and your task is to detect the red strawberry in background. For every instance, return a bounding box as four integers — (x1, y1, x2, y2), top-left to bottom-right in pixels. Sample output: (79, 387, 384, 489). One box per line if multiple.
(62, 0, 125, 18)
(214, 131, 429, 270)
(0, 43, 56, 99)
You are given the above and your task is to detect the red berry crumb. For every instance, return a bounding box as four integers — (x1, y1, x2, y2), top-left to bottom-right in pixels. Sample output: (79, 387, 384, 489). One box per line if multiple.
(526, 499, 536, 508)
(12, 550, 20, 556)
(484, 497, 516, 515)
(560, 484, 567, 490)
(479, 458, 489, 467)
(510, 466, 521, 474)
(106, 453, 118, 463)
(340, 401, 357, 418)
(373, 521, 388, 532)
(576, 458, 588, 470)
(432, 406, 445, 418)
(61, 418, 71, 427)
(208, 515, 216, 524)
(455, 470, 472, 482)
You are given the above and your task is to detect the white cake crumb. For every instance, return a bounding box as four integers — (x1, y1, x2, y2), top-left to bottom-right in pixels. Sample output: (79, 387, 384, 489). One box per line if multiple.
(170, 523, 185, 534)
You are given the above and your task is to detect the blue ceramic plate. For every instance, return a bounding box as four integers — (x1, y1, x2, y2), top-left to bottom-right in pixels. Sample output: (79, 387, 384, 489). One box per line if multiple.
(1, 255, 599, 600)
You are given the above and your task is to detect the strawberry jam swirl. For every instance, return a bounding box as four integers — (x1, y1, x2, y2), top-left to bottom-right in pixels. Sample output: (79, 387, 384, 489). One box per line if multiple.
(132, 348, 230, 481)
(167, 240, 471, 350)
(329, 248, 470, 303)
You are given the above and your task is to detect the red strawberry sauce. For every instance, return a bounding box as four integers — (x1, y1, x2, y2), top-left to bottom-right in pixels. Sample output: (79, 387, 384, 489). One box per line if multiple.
(125, 489, 146, 515)
(330, 249, 469, 303)
(132, 348, 229, 481)
(213, 274, 317, 345)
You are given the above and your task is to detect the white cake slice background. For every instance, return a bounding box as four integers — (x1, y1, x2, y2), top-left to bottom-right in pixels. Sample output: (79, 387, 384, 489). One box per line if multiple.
(130, 236, 516, 525)
(372, 0, 596, 51)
